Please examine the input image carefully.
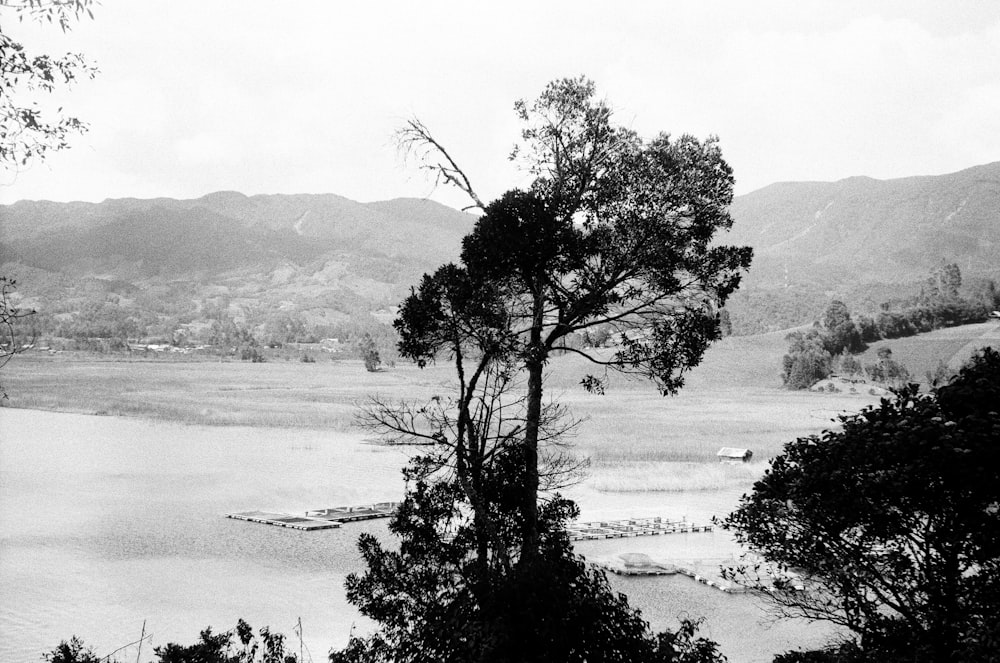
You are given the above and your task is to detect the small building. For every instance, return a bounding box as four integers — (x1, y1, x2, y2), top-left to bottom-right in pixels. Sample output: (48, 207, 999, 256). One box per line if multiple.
(320, 338, 342, 353)
(717, 447, 753, 464)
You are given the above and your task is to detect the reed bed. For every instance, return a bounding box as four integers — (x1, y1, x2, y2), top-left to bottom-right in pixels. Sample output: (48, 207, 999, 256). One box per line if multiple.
(588, 461, 767, 493)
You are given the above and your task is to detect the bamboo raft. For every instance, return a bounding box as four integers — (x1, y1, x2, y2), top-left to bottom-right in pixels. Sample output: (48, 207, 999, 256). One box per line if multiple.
(226, 510, 342, 531)
(226, 508, 711, 542)
(226, 501, 401, 531)
(588, 552, 744, 594)
(306, 502, 402, 523)
(566, 516, 713, 541)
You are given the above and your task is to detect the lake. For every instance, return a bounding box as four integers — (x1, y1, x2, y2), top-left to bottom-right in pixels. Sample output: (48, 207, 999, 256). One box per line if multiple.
(0, 408, 835, 662)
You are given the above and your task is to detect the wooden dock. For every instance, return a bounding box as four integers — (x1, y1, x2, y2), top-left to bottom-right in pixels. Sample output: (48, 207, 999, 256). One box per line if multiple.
(566, 516, 712, 541)
(226, 502, 401, 531)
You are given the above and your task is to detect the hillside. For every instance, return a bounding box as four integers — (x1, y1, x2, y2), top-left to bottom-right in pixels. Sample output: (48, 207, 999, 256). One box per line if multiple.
(728, 161, 1000, 287)
(0, 193, 475, 342)
(724, 162, 1000, 333)
(1, 192, 473, 274)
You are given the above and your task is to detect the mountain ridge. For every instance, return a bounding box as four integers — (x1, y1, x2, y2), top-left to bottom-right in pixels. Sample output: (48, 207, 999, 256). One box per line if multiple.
(2, 161, 998, 339)
(727, 160, 1000, 287)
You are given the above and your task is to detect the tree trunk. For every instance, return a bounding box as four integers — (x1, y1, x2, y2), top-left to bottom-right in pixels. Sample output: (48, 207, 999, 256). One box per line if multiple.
(520, 293, 545, 561)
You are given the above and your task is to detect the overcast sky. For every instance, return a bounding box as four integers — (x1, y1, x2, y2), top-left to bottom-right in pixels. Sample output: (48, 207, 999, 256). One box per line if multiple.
(2, 1, 999, 210)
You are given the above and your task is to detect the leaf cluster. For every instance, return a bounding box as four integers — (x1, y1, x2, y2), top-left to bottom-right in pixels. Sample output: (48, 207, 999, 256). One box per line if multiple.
(1, 0, 98, 167)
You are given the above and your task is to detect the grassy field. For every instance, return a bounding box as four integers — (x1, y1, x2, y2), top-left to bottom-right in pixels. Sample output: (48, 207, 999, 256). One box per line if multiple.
(857, 320, 1000, 380)
(5, 322, 994, 492)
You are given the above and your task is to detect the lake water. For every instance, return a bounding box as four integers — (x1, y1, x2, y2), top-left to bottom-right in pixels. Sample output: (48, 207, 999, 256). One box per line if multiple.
(0, 409, 834, 662)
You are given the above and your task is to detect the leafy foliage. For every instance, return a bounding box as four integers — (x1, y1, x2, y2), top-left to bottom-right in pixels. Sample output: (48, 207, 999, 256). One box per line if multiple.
(781, 328, 833, 389)
(863, 347, 909, 386)
(724, 347, 1000, 662)
(820, 301, 864, 356)
(43, 637, 100, 663)
(0, 0, 98, 168)
(47, 620, 299, 663)
(155, 620, 297, 663)
(357, 333, 381, 372)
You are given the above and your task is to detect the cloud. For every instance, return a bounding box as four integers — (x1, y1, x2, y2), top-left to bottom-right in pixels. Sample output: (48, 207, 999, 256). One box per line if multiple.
(1, 2, 998, 204)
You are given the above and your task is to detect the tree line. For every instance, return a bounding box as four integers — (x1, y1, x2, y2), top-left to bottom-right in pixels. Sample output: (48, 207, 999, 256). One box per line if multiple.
(782, 263, 998, 389)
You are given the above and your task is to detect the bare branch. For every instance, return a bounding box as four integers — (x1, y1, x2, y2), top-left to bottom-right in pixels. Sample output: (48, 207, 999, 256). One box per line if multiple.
(396, 117, 485, 212)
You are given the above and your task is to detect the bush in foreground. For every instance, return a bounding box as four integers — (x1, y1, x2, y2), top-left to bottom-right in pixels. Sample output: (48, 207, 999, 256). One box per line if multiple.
(727, 347, 1000, 662)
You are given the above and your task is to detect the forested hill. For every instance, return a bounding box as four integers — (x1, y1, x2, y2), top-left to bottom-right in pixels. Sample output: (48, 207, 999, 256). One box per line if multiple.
(724, 161, 1000, 334)
(728, 161, 1000, 288)
(1, 192, 474, 276)
(0, 193, 474, 346)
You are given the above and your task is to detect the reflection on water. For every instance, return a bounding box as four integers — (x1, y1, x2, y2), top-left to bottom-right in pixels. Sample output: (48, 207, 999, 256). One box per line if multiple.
(1, 409, 833, 663)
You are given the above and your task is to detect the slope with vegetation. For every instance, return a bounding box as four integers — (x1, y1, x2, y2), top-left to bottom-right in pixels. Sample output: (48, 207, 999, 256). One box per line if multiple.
(781, 262, 1000, 389)
(723, 162, 1000, 334)
(1, 193, 474, 357)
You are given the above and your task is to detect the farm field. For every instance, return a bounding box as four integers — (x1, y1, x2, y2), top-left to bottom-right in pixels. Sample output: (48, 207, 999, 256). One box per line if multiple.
(856, 320, 1000, 379)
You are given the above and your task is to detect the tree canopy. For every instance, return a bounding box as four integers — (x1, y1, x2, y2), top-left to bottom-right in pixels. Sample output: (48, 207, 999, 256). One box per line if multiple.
(724, 347, 1000, 662)
(394, 76, 751, 556)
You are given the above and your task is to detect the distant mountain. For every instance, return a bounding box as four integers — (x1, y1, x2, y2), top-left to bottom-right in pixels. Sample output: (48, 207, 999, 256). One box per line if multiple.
(0, 193, 475, 340)
(720, 162, 1000, 333)
(727, 161, 1000, 288)
(1, 191, 473, 276)
(2, 162, 998, 341)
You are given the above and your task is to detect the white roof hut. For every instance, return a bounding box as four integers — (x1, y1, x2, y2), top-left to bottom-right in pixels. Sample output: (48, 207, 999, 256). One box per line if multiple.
(717, 447, 753, 463)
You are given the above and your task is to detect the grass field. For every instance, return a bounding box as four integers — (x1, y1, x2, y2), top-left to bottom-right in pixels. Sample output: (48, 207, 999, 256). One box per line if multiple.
(857, 320, 1000, 380)
(4, 321, 995, 493)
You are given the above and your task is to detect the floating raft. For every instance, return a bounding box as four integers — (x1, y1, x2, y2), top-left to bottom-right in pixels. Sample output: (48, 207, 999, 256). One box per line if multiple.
(306, 501, 401, 523)
(589, 553, 745, 593)
(567, 516, 712, 541)
(226, 502, 401, 531)
(226, 510, 341, 531)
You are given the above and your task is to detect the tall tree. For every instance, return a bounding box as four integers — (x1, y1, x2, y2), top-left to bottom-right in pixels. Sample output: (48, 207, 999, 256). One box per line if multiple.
(820, 300, 864, 356)
(397, 77, 752, 558)
(924, 262, 963, 302)
(781, 328, 832, 389)
(343, 77, 749, 661)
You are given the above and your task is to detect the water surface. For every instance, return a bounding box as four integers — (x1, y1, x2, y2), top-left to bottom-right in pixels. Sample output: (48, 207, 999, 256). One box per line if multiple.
(1, 409, 834, 662)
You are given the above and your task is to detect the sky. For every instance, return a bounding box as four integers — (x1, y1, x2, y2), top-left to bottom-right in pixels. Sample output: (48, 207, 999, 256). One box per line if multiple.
(2, 1, 999, 210)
